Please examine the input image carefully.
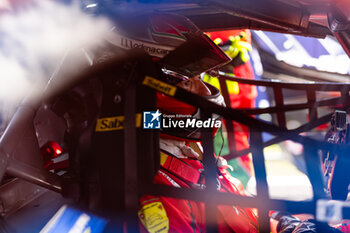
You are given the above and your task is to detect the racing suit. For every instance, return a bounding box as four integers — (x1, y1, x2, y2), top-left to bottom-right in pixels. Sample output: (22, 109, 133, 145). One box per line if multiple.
(138, 138, 258, 233)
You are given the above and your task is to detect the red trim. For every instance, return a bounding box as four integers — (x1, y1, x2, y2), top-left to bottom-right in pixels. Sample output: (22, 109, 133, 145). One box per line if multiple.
(161, 151, 201, 184)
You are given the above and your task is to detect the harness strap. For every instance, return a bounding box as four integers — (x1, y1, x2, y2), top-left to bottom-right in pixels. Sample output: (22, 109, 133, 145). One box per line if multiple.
(160, 151, 202, 184)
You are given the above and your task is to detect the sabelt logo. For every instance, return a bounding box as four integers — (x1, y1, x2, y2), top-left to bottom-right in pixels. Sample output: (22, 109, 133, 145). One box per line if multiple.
(142, 76, 177, 96)
(95, 114, 142, 132)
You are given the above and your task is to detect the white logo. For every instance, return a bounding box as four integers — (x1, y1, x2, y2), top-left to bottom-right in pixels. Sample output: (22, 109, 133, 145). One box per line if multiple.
(143, 110, 161, 129)
(143, 110, 222, 130)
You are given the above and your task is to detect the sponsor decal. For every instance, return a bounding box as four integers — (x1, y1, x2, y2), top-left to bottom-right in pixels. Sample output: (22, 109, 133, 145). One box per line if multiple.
(142, 76, 177, 96)
(95, 114, 142, 132)
(120, 37, 172, 57)
(105, 29, 174, 57)
(138, 201, 169, 233)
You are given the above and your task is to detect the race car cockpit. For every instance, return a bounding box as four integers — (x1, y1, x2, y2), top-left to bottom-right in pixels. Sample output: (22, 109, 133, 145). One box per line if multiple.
(1, 0, 350, 232)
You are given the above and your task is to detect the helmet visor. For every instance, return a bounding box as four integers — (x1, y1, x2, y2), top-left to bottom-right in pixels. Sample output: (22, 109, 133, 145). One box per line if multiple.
(160, 33, 231, 78)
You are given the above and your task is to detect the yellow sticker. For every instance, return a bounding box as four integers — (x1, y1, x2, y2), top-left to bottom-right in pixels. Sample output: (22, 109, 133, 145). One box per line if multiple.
(160, 152, 168, 166)
(95, 114, 141, 132)
(142, 76, 177, 96)
(138, 202, 169, 233)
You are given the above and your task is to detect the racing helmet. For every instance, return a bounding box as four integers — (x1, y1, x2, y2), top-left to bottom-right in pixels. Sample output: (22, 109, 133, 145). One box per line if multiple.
(105, 12, 229, 141)
(105, 12, 231, 77)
